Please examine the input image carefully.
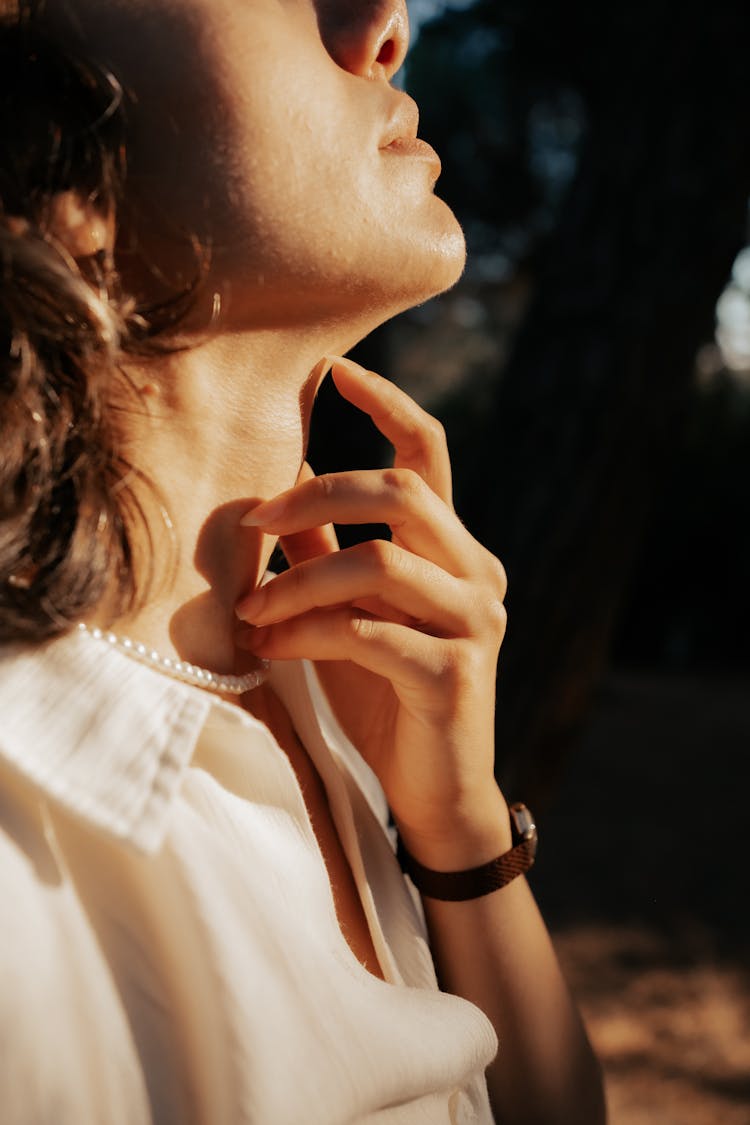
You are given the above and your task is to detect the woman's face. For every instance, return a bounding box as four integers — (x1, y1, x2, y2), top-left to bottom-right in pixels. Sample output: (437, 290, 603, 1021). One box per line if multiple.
(51, 0, 465, 330)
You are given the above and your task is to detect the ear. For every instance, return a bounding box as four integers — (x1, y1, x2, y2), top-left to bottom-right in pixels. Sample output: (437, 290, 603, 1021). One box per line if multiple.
(45, 190, 115, 260)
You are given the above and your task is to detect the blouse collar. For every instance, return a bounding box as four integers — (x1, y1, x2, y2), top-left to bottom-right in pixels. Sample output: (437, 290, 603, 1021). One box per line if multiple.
(0, 630, 218, 854)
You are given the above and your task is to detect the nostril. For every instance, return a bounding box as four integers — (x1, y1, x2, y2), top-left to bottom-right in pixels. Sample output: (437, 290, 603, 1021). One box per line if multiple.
(376, 38, 398, 68)
(319, 0, 409, 81)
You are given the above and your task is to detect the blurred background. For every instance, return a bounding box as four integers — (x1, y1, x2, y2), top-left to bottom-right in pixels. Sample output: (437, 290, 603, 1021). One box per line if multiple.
(308, 1, 750, 1120)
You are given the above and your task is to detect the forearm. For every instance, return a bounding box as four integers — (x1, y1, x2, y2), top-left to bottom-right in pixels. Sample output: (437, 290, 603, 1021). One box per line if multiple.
(398, 794, 607, 1125)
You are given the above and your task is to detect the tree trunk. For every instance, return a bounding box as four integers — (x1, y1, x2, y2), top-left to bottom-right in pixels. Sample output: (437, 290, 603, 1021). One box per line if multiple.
(455, 2, 750, 805)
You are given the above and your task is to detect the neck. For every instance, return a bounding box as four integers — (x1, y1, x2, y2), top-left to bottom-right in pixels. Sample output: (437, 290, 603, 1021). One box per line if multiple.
(104, 325, 345, 677)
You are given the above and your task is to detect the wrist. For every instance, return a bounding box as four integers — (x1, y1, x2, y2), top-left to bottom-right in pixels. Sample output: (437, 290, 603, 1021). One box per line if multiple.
(394, 784, 513, 872)
(397, 801, 537, 902)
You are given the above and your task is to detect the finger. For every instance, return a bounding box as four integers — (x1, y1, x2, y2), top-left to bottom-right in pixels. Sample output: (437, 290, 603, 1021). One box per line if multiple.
(235, 539, 474, 636)
(278, 461, 339, 567)
(329, 356, 453, 507)
(239, 468, 477, 578)
(236, 606, 455, 698)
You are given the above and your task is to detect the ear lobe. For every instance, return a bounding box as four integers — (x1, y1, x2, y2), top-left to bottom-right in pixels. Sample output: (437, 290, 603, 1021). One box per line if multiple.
(45, 190, 115, 260)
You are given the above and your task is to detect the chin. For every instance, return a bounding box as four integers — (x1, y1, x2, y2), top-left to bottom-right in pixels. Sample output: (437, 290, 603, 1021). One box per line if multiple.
(383, 221, 467, 320)
(335, 235, 467, 345)
(403, 199, 467, 294)
(427, 223, 468, 294)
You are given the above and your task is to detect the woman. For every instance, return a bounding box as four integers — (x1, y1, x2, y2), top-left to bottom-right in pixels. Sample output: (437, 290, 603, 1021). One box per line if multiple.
(0, 1, 606, 1122)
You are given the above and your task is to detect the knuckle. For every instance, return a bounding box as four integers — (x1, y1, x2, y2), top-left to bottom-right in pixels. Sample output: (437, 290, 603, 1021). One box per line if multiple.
(490, 600, 508, 641)
(426, 413, 447, 449)
(406, 398, 441, 435)
(474, 584, 507, 643)
(348, 612, 377, 642)
(316, 473, 336, 500)
(487, 553, 508, 598)
(290, 562, 309, 596)
(360, 537, 399, 577)
(394, 411, 446, 466)
(382, 466, 423, 501)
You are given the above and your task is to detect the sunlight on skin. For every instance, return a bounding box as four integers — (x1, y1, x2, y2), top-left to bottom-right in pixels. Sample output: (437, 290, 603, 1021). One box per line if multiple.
(29, 2, 607, 1119)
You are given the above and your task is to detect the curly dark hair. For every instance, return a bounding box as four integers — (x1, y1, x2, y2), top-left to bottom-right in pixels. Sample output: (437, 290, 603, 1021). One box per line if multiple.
(0, 4, 200, 641)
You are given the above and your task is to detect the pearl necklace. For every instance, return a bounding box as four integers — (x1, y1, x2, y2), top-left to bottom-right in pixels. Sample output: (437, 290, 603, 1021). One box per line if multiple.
(77, 623, 270, 695)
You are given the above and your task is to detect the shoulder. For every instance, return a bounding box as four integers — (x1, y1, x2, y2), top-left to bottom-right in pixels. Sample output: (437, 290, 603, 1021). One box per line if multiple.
(0, 775, 150, 1124)
(0, 769, 84, 1016)
(0, 780, 74, 1120)
(0, 768, 64, 973)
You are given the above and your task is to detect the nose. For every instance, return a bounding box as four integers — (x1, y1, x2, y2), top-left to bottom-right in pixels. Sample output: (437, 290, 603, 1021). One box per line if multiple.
(316, 0, 410, 82)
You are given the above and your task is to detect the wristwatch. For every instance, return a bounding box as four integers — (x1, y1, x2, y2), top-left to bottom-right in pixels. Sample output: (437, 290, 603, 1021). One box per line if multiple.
(396, 802, 538, 902)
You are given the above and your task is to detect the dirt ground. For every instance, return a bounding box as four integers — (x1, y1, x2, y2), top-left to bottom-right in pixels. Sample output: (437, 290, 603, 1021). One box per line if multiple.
(529, 671, 750, 1125)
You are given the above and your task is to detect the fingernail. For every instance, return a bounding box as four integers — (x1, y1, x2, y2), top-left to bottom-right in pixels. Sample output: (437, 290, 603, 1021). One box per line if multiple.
(235, 586, 266, 621)
(239, 498, 285, 527)
(235, 625, 271, 651)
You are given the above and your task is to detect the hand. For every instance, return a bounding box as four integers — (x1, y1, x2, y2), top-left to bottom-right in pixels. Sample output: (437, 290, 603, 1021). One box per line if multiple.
(236, 356, 511, 864)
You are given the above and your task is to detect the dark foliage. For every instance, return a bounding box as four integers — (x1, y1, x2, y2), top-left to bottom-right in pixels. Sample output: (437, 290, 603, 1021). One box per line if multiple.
(406, 1, 750, 800)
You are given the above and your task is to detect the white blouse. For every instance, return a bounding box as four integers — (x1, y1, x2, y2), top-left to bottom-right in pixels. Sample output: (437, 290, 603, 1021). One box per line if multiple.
(0, 631, 497, 1124)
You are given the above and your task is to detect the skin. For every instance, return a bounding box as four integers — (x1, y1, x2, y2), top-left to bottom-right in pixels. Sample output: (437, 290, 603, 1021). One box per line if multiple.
(43, 0, 607, 1120)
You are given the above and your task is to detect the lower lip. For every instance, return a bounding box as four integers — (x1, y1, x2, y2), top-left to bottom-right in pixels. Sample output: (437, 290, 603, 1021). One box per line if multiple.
(381, 137, 441, 171)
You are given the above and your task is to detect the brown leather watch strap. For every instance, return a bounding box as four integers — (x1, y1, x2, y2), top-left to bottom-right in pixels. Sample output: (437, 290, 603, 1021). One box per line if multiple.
(396, 804, 537, 901)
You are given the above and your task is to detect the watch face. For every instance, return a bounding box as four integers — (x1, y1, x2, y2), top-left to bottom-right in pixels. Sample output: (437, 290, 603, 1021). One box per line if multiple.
(510, 803, 536, 842)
